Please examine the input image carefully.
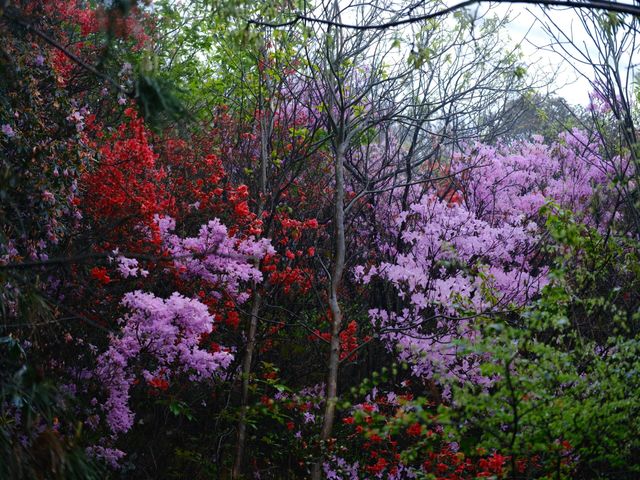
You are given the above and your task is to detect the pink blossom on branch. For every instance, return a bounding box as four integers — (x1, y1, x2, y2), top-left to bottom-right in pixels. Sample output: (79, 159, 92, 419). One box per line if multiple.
(155, 215, 275, 303)
(95, 291, 233, 435)
(363, 131, 627, 391)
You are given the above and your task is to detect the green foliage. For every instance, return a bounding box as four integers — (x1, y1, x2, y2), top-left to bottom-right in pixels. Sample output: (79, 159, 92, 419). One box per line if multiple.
(135, 73, 187, 126)
(440, 208, 640, 478)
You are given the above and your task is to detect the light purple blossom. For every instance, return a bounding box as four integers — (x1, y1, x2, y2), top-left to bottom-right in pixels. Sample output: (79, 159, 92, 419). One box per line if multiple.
(361, 131, 625, 391)
(114, 255, 149, 278)
(155, 215, 274, 303)
(2, 124, 15, 137)
(95, 291, 233, 434)
(42, 191, 55, 203)
(86, 446, 126, 469)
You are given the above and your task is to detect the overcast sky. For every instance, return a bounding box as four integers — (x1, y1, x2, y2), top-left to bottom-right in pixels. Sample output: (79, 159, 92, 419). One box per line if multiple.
(495, 3, 628, 106)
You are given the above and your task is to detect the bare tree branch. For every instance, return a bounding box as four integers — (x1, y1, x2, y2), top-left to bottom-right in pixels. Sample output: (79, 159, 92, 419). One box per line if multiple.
(249, 0, 640, 31)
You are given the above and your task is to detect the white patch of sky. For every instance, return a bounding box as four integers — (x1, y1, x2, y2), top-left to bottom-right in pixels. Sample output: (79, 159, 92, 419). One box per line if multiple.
(494, 4, 594, 106)
(486, 3, 639, 108)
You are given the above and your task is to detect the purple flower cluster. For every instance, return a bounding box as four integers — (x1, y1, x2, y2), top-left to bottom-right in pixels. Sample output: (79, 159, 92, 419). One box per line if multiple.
(95, 291, 233, 435)
(156, 215, 274, 303)
(363, 131, 626, 391)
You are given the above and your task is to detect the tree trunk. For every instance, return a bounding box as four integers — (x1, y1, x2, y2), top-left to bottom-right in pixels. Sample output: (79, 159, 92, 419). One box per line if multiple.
(311, 141, 346, 480)
(232, 292, 262, 479)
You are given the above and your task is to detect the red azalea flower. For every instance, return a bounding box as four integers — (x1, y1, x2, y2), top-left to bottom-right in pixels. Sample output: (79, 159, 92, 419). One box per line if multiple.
(406, 422, 422, 436)
(90, 266, 111, 284)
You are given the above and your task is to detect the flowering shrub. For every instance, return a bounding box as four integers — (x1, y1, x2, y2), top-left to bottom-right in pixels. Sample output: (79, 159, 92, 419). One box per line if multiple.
(321, 383, 540, 479)
(361, 133, 627, 392)
(155, 216, 274, 302)
(95, 291, 233, 435)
